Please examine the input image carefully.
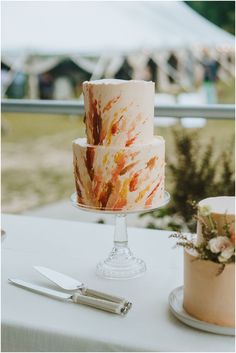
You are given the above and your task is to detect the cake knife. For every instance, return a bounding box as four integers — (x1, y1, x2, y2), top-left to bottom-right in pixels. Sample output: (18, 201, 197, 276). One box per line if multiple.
(34, 266, 130, 305)
(8, 279, 130, 315)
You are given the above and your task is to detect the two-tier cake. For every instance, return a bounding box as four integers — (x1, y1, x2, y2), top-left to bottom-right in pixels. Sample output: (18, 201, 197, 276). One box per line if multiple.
(73, 79, 165, 211)
(183, 196, 235, 327)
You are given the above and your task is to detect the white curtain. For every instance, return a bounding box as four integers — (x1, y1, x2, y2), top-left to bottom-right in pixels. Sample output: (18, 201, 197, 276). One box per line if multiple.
(127, 52, 149, 80)
(104, 56, 124, 78)
(71, 56, 98, 73)
(72, 55, 125, 80)
(151, 52, 170, 91)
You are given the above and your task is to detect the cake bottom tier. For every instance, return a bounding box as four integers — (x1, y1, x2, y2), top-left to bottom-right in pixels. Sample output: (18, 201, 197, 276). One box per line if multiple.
(183, 249, 235, 328)
(73, 137, 165, 211)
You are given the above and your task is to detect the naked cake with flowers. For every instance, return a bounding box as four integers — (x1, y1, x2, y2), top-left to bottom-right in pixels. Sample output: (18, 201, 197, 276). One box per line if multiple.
(173, 196, 235, 327)
(73, 79, 165, 211)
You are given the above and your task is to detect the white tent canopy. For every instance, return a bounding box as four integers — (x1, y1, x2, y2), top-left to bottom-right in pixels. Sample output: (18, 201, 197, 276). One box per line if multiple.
(2, 1, 234, 56)
(1, 1, 234, 98)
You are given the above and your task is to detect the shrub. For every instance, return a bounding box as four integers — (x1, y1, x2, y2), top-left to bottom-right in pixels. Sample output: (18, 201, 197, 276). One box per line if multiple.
(141, 128, 235, 232)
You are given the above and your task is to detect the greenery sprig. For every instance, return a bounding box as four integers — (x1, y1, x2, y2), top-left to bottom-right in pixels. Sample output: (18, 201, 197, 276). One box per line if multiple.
(169, 203, 235, 275)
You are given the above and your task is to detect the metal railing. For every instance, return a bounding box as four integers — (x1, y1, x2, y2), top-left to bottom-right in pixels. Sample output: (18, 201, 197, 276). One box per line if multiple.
(1, 99, 235, 119)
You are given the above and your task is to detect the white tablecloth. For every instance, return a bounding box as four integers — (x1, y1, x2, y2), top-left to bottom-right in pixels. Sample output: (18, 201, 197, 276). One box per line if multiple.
(1, 214, 235, 352)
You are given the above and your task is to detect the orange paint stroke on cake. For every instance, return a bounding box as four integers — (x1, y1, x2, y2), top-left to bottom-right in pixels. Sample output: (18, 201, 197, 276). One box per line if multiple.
(112, 151, 126, 180)
(111, 115, 124, 135)
(87, 86, 103, 145)
(135, 184, 151, 203)
(109, 106, 130, 143)
(106, 112, 119, 145)
(120, 162, 138, 176)
(106, 107, 128, 144)
(74, 168, 83, 201)
(129, 171, 141, 192)
(146, 156, 157, 170)
(108, 172, 129, 211)
(106, 179, 122, 209)
(84, 180, 94, 205)
(112, 198, 127, 210)
(125, 136, 137, 147)
(102, 95, 121, 114)
(98, 181, 113, 208)
(108, 104, 131, 141)
(130, 151, 139, 160)
(74, 157, 83, 185)
(93, 172, 103, 197)
(103, 153, 108, 165)
(120, 179, 130, 199)
(145, 180, 161, 207)
(125, 113, 143, 147)
(85, 147, 95, 180)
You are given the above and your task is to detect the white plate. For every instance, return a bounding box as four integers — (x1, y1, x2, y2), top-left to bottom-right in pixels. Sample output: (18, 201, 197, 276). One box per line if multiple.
(169, 286, 235, 336)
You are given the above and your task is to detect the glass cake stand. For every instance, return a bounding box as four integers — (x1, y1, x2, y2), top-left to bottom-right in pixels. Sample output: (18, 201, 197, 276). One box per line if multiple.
(71, 191, 170, 280)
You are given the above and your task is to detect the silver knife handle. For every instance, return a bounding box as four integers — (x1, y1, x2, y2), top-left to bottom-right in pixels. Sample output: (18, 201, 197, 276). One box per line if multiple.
(82, 288, 126, 304)
(72, 293, 128, 315)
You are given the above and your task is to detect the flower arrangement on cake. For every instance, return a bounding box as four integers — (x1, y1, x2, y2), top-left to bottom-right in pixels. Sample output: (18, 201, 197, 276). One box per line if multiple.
(170, 196, 235, 328)
(170, 201, 235, 274)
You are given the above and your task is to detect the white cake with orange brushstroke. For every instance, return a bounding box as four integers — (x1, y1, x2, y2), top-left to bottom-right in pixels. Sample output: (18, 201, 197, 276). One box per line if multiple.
(73, 79, 165, 211)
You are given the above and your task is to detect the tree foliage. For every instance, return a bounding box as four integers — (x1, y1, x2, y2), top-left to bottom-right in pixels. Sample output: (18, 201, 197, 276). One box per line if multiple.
(185, 1, 235, 34)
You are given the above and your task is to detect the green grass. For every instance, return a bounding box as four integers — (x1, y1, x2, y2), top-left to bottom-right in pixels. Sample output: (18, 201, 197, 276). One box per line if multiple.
(2, 113, 86, 213)
(217, 78, 235, 104)
(2, 113, 85, 143)
(2, 168, 73, 212)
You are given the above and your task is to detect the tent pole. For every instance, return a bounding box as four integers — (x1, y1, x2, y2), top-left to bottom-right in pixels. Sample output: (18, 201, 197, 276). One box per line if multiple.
(28, 74, 39, 99)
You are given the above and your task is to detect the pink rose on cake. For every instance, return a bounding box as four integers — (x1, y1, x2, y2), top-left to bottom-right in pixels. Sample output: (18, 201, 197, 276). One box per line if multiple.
(208, 236, 235, 262)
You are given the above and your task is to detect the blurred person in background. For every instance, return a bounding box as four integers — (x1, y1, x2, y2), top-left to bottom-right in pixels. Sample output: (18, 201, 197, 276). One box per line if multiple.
(39, 72, 54, 99)
(201, 48, 220, 104)
(5, 72, 27, 99)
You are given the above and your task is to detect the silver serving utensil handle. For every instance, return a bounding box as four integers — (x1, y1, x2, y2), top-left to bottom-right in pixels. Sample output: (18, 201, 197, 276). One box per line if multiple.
(72, 293, 131, 315)
(34, 266, 131, 307)
(81, 287, 128, 305)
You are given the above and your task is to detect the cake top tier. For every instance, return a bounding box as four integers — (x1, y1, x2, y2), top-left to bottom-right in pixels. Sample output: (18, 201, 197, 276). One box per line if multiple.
(198, 196, 235, 216)
(197, 196, 235, 242)
(83, 79, 154, 147)
(84, 79, 153, 85)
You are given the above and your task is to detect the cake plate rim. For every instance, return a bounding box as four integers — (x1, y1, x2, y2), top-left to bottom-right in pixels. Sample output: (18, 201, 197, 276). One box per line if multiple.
(169, 286, 235, 336)
(70, 190, 170, 215)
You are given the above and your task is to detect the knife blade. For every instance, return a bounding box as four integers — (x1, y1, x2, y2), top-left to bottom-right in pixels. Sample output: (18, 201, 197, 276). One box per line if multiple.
(8, 278, 71, 300)
(34, 266, 128, 305)
(8, 278, 129, 314)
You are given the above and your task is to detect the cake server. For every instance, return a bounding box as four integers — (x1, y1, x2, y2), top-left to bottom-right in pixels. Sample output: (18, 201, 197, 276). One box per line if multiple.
(8, 279, 130, 315)
(34, 266, 130, 306)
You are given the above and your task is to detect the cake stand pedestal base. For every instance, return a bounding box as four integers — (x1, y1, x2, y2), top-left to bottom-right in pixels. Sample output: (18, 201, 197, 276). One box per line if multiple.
(96, 214, 146, 280)
(71, 191, 170, 280)
(96, 243, 146, 280)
